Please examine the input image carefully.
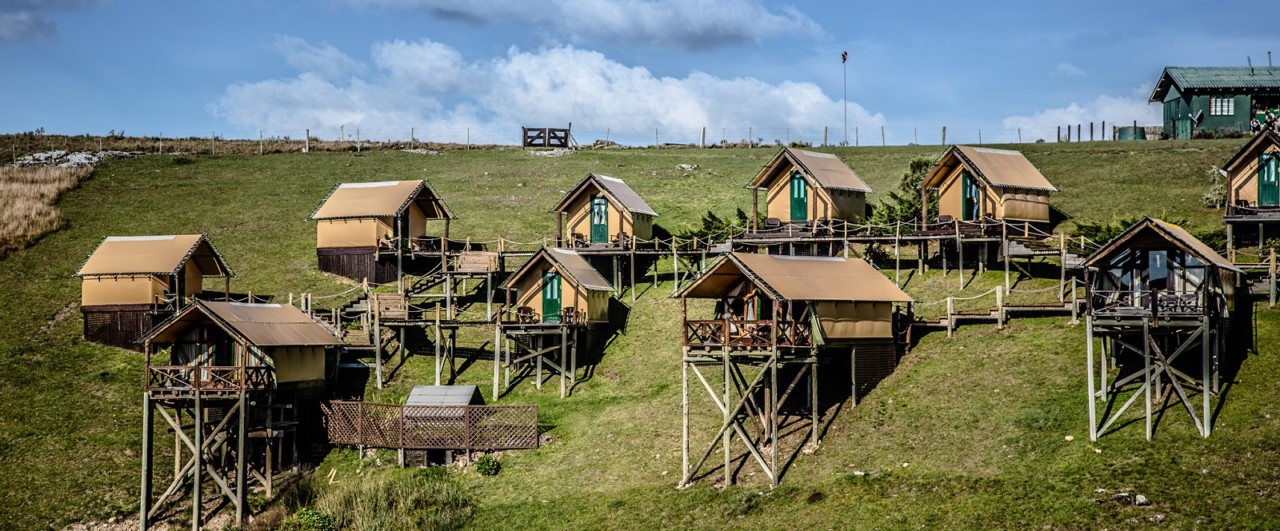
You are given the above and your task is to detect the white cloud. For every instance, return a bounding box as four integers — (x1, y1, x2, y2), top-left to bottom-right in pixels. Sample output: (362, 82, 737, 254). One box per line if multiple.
(274, 36, 366, 81)
(211, 37, 884, 145)
(339, 0, 821, 50)
(1052, 62, 1085, 77)
(0, 11, 54, 40)
(1000, 85, 1161, 143)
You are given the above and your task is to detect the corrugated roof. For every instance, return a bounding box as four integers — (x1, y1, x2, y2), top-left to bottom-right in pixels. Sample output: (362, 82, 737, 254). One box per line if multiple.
(77, 234, 234, 277)
(552, 174, 658, 216)
(502, 247, 613, 292)
(1083, 217, 1240, 273)
(922, 145, 1057, 192)
(405, 385, 485, 406)
(1150, 66, 1280, 101)
(146, 301, 342, 347)
(311, 180, 454, 220)
(1221, 130, 1280, 173)
(681, 253, 912, 302)
(750, 147, 872, 193)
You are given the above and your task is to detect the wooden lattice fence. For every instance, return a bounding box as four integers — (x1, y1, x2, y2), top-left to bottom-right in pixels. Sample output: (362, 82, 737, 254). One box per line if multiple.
(323, 401, 538, 451)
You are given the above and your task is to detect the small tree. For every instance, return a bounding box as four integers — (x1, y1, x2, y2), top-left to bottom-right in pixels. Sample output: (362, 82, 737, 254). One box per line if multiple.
(868, 156, 936, 231)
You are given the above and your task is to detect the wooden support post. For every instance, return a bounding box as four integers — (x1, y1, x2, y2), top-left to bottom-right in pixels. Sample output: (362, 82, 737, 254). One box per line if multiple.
(445, 276, 454, 320)
(235, 393, 246, 525)
(559, 327, 568, 399)
(191, 391, 202, 531)
(140, 394, 153, 530)
(770, 354, 779, 488)
(850, 347, 857, 406)
(486, 271, 493, 322)
(1058, 232, 1067, 302)
(672, 246, 680, 296)
(434, 305, 442, 386)
(1271, 249, 1278, 309)
(1002, 222, 1011, 291)
(995, 287, 1004, 330)
(810, 357, 819, 447)
(1143, 320, 1152, 441)
(957, 226, 964, 289)
(894, 224, 901, 287)
(681, 356, 689, 485)
(373, 303, 383, 389)
(536, 336, 543, 389)
(722, 347, 732, 486)
(1202, 317, 1211, 437)
(1226, 224, 1234, 262)
(1086, 315, 1097, 441)
(630, 242, 637, 303)
(494, 325, 501, 400)
(946, 297, 955, 338)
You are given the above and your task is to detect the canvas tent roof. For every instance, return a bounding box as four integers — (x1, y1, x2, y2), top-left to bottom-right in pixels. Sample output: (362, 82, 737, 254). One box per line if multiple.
(921, 145, 1057, 193)
(311, 180, 454, 220)
(1149, 66, 1280, 101)
(681, 252, 913, 303)
(502, 248, 612, 292)
(553, 173, 658, 216)
(76, 234, 234, 277)
(145, 300, 342, 347)
(1082, 217, 1241, 273)
(1221, 130, 1280, 173)
(750, 147, 872, 193)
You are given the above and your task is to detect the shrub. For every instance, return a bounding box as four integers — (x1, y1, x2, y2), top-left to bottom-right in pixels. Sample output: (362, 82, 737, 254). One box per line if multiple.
(312, 468, 473, 530)
(474, 455, 500, 476)
(279, 508, 337, 531)
(1201, 167, 1226, 209)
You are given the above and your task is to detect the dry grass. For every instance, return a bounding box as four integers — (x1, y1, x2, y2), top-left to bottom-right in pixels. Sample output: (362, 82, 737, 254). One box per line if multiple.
(0, 165, 93, 257)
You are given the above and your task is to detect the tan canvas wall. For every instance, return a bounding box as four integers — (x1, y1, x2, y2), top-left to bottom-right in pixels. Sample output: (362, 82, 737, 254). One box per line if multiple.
(765, 171, 844, 222)
(829, 189, 866, 222)
(408, 203, 427, 239)
(183, 262, 202, 297)
(996, 189, 1051, 221)
(512, 267, 607, 323)
(815, 301, 894, 340)
(566, 193, 637, 240)
(374, 217, 394, 242)
(1230, 144, 1280, 204)
(936, 166, 965, 220)
(268, 346, 326, 383)
(317, 219, 378, 248)
(632, 214, 654, 240)
(82, 275, 168, 306)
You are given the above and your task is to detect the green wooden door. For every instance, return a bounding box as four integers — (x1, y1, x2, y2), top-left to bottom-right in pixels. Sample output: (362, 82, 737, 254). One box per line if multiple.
(1175, 119, 1192, 140)
(789, 171, 807, 221)
(590, 197, 609, 243)
(1260, 153, 1279, 207)
(541, 270, 561, 323)
(961, 170, 979, 221)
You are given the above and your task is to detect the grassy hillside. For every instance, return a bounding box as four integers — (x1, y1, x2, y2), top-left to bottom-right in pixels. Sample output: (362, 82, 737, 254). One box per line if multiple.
(0, 139, 1274, 528)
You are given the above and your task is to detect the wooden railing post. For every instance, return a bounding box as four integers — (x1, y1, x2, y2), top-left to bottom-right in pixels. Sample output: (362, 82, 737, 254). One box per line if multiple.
(995, 287, 1004, 330)
(946, 297, 955, 338)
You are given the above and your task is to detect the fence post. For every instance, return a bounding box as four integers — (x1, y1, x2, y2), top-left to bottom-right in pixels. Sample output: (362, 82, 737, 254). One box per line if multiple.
(1271, 249, 1277, 308)
(304, 128, 309, 153)
(995, 288, 1003, 330)
(1070, 279, 1079, 324)
(946, 297, 955, 338)
(1059, 232, 1067, 302)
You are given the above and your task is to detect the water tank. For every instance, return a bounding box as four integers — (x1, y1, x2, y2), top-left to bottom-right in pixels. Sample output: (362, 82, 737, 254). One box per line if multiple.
(1116, 126, 1147, 141)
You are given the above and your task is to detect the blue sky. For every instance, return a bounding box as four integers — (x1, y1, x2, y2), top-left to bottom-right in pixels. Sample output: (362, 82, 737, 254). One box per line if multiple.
(1, 0, 1275, 145)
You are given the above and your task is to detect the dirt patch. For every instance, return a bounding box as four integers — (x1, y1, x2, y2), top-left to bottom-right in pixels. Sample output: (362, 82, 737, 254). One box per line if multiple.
(43, 301, 77, 334)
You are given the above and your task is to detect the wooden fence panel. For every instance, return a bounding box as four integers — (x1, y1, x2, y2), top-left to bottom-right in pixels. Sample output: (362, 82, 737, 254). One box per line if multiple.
(322, 401, 538, 451)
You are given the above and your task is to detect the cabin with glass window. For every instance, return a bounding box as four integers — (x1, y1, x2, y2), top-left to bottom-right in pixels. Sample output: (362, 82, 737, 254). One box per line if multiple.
(500, 247, 611, 325)
(553, 173, 657, 247)
(1149, 66, 1280, 139)
(311, 180, 454, 284)
(1221, 130, 1280, 256)
(676, 252, 912, 487)
(1082, 217, 1240, 441)
(76, 234, 233, 350)
(747, 147, 871, 231)
(138, 300, 342, 527)
(920, 145, 1057, 226)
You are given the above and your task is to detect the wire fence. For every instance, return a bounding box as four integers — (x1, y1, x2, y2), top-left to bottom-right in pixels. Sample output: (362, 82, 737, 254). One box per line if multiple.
(4, 118, 1162, 161)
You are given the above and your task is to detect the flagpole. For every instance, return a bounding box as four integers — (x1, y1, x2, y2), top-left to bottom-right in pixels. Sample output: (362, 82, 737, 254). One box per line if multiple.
(842, 51, 848, 146)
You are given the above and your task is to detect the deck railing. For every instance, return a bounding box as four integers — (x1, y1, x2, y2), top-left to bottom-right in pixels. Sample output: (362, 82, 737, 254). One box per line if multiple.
(146, 365, 272, 393)
(323, 401, 539, 451)
(1089, 289, 1207, 318)
(683, 319, 812, 349)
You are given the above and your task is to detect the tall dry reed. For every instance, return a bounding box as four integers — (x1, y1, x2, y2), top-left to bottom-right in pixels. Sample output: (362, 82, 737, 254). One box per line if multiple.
(0, 165, 93, 257)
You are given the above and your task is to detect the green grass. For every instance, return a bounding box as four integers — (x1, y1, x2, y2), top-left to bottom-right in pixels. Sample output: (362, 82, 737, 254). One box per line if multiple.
(0, 140, 1275, 528)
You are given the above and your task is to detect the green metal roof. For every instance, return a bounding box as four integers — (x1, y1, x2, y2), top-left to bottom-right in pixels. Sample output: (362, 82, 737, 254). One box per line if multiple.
(1150, 67, 1280, 102)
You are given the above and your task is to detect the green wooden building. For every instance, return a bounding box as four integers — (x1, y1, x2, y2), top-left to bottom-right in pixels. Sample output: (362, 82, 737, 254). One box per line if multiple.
(1149, 66, 1280, 139)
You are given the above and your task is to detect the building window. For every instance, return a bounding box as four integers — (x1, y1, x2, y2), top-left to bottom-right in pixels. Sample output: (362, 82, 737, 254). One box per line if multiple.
(1210, 97, 1235, 116)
